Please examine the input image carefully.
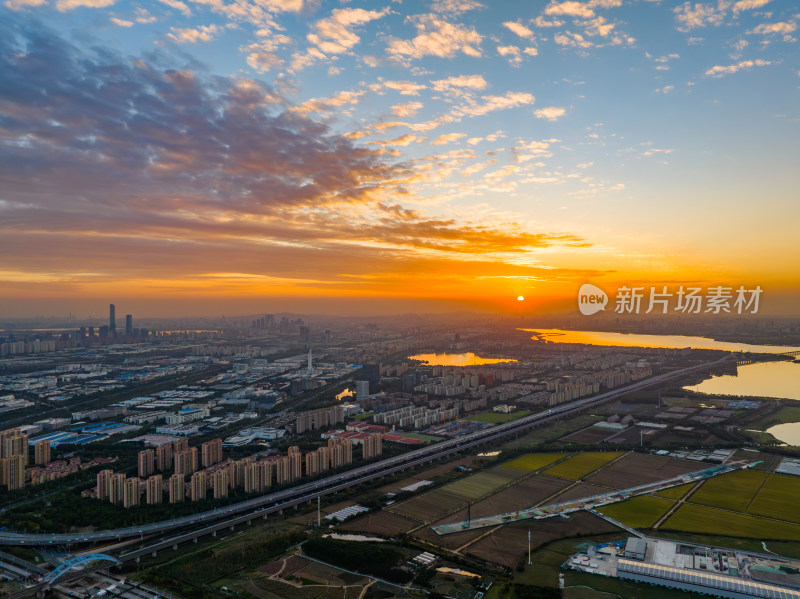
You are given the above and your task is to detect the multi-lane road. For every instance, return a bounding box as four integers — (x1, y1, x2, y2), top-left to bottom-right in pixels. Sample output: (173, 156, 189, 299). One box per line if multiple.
(0, 355, 731, 547)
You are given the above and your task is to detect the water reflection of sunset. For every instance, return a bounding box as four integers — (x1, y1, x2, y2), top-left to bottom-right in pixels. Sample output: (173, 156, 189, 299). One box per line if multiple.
(525, 329, 800, 354)
(335, 389, 355, 401)
(409, 353, 517, 367)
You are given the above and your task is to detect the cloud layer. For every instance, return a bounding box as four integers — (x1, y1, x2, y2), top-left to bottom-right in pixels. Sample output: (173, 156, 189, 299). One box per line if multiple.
(0, 19, 589, 300)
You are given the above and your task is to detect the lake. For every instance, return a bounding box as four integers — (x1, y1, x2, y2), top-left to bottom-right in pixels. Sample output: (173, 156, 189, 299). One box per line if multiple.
(767, 423, 800, 446)
(408, 352, 517, 366)
(686, 361, 800, 401)
(524, 328, 800, 354)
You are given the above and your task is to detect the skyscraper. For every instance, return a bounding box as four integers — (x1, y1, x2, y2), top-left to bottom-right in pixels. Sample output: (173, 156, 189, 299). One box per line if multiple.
(125, 314, 132, 336)
(361, 363, 380, 386)
(109, 303, 116, 334)
(355, 380, 369, 402)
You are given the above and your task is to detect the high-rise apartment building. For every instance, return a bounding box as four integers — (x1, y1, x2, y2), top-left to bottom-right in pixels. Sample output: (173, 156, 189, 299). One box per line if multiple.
(232, 459, 249, 489)
(288, 446, 302, 481)
(138, 448, 155, 478)
(201, 438, 223, 468)
(123, 477, 140, 508)
(305, 450, 320, 477)
(110, 473, 127, 505)
(190, 472, 207, 501)
(275, 456, 290, 486)
(169, 473, 185, 503)
(156, 443, 173, 471)
(212, 470, 228, 499)
(317, 446, 330, 473)
(362, 433, 383, 460)
(174, 447, 198, 476)
(1, 455, 25, 490)
(328, 438, 353, 469)
(96, 469, 113, 500)
(295, 405, 345, 434)
(34, 439, 51, 466)
(244, 460, 272, 493)
(146, 474, 163, 505)
(1, 428, 29, 466)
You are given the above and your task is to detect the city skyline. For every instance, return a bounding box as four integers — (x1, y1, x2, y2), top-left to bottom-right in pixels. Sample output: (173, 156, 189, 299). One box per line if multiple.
(0, 0, 798, 318)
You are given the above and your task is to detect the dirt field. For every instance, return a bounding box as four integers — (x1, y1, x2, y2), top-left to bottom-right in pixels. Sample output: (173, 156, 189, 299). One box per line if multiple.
(281, 555, 309, 577)
(245, 578, 362, 599)
(412, 513, 492, 550)
(560, 426, 617, 444)
(607, 426, 660, 444)
(287, 499, 367, 525)
(546, 482, 611, 503)
(388, 465, 526, 521)
(285, 559, 368, 586)
(336, 510, 418, 536)
(374, 457, 475, 494)
(465, 511, 619, 568)
(585, 452, 700, 489)
(469, 474, 572, 519)
(732, 449, 782, 471)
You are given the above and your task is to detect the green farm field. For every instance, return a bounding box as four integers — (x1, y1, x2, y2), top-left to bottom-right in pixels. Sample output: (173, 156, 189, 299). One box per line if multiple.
(597, 495, 675, 529)
(542, 452, 624, 481)
(654, 483, 694, 500)
(664, 504, 800, 541)
(748, 473, 800, 524)
(501, 453, 566, 472)
(690, 468, 769, 512)
(748, 405, 800, 430)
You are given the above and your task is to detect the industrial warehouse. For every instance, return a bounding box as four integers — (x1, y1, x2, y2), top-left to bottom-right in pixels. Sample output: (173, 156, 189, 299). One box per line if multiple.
(565, 536, 800, 599)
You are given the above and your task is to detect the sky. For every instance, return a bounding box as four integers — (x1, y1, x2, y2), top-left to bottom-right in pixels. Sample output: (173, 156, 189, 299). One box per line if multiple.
(0, 0, 798, 318)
